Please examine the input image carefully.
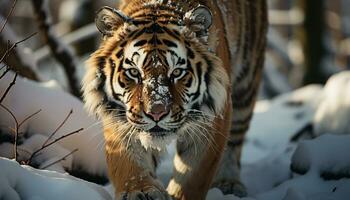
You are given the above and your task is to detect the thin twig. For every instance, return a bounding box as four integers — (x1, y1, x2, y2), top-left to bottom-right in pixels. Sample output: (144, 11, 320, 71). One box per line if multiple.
(41, 148, 78, 169)
(43, 109, 73, 147)
(0, 67, 10, 79)
(18, 109, 42, 127)
(0, 0, 17, 33)
(0, 103, 19, 160)
(0, 32, 37, 64)
(0, 16, 40, 81)
(28, 128, 84, 164)
(0, 72, 17, 103)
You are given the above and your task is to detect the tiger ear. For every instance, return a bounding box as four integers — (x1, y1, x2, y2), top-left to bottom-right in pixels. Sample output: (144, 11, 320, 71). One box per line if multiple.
(184, 5, 213, 37)
(95, 6, 131, 36)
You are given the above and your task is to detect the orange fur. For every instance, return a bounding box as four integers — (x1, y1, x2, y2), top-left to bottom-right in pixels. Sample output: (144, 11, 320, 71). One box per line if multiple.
(104, 128, 164, 197)
(167, 95, 232, 199)
(83, 0, 267, 199)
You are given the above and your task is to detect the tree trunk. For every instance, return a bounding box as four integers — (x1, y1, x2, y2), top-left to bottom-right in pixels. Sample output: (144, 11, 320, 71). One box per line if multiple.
(297, 0, 328, 85)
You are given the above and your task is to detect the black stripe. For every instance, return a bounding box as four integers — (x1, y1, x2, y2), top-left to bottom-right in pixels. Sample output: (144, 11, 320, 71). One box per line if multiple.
(120, 41, 127, 47)
(184, 76, 193, 88)
(145, 23, 164, 34)
(186, 59, 194, 73)
(96, 57, 106, 91)
(132, 20, 152, 26)
(203, 57, 214, 110)
(158, 50, 169, 66)
(132, 28, 146, 40)
(188, 62, 202, 100)
(173, 29, 180, 36)
(231, 112, 253, 125)
(230, 126, 249, 134)
(186, 47, 195, 59)
(148, 35, 162, 45)
(116, 49, 124, 59)
(109, 59, 122, 101)
(227, 138, 244, 148)
(125, 58, 134, 66)
(232, 87, 257, 108)
(127, 30, 139, 39)
(163, 39, 177, 48)
(134, 40, 147, 47)
(162, 26, 180, 40)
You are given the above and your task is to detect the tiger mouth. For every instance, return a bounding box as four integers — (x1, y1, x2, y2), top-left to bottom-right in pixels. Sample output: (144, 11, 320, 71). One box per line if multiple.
(148, 126, 176, 137)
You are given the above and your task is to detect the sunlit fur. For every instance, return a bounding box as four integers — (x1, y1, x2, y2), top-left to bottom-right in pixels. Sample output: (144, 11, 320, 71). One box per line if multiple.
(83, 9, 229, 150)
(82, 0, 267, 199)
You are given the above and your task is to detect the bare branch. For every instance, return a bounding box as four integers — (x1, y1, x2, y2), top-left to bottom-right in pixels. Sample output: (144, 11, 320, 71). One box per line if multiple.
(18, 109, 42, 127)
(0, 16, 40, 81)
(31, 0, 81, 98)
(0, 72, 17, 103)
(0, 103, 19, 160)
(0, 67, 10, 80)
(41, 148, 78, 169)
(43, 109, 73, 147)
(0, 32, 37, 64)
(28, 128, 84, 164)
(0, 0, 17, 33)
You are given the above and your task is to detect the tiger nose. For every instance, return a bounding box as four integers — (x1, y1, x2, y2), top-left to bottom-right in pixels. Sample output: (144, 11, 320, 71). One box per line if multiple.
(145, 103, 169, 122)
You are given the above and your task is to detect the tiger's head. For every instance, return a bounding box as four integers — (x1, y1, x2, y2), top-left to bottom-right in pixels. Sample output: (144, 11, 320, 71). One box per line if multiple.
(83, 4, 229, 150)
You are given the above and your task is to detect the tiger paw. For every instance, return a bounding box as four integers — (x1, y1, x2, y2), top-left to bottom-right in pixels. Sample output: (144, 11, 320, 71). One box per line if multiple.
(117, 188, 170, 200)
(212, 180, 247, 197)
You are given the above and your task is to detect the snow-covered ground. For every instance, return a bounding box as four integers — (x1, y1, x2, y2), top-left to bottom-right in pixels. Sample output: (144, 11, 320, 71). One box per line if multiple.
(1, 70, 350, 200)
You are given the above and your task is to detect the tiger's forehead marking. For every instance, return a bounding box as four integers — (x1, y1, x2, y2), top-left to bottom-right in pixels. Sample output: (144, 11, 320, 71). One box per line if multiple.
(123, 33, 187, 75)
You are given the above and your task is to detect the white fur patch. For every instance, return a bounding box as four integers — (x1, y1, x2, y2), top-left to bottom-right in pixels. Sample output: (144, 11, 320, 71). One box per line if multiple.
(173, 154, 191, 174)
(138, 131, 176, 152)
(208, 69, 228, 114)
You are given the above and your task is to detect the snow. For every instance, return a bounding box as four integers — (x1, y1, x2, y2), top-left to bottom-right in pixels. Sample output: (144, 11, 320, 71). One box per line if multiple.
(256, 135, 350, 200)
(1, 69, 350, 200)
(291, 134, 350, 178)
(0, 70, 107, 176)
(313, 71, 350, 136)
(0, 158, 111, 200)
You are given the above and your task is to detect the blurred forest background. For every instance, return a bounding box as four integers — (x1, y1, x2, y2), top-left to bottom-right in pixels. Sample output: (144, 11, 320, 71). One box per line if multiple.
(1, 1, 350, 199)
(1, 0, 350, 99)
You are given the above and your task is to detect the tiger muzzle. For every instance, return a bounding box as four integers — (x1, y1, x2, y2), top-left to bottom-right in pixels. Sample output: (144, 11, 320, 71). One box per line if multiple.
(142, 76, 172, 122)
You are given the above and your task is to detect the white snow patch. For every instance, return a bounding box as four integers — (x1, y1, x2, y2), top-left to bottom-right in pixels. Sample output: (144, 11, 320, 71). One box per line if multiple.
(0, 71, 107, 176)
(0, 158, 111, 200)
(313, 71, 350, 136)
(257, 134, 350, 200)
(292, 134, 350, 177)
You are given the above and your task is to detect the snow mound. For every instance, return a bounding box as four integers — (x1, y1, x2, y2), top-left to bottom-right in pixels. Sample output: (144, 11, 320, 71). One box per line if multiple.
(0, 158, 111, 200)
(291, 134, 350, 179)
(0, 71, 106, 176)
(314, 71, 350, 136)
(257, 134, 350, 200)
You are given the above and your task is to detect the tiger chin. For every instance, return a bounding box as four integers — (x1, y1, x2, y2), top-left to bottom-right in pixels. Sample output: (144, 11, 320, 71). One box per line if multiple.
(83, 1, 235, 200)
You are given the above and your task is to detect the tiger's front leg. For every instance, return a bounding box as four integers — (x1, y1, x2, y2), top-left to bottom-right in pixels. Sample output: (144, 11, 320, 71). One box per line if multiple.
(167, 102, 231, 200)
(104, 128, 170, 200)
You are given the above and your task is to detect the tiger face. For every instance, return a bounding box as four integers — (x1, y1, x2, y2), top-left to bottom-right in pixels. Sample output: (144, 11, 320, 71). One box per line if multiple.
(115, 38, 190, 133)
(83, 5, 229, 149)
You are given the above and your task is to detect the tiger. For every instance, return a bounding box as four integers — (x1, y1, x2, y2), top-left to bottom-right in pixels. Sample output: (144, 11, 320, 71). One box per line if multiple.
(82, 0, 267, 199)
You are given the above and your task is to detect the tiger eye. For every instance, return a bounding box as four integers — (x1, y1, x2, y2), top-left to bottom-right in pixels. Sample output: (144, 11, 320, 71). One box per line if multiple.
(130, 68, 139, 77)
(172, 68, 182, 77)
